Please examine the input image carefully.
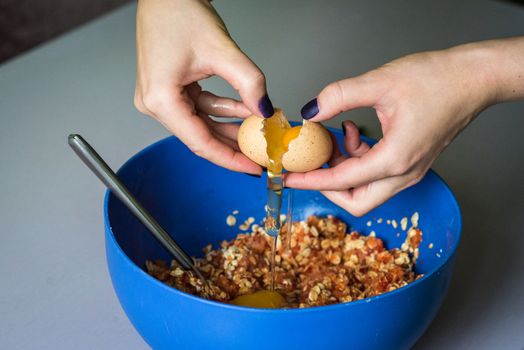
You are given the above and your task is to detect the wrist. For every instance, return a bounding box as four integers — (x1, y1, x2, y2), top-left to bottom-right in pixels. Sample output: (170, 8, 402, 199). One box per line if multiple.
(445, 42, 501, 113)
(448, 37, 524, 108)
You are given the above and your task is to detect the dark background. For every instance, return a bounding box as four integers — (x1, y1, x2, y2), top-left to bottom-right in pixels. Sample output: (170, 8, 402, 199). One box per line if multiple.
(1, 0, 523, 64)
(0, 0, 130, 63)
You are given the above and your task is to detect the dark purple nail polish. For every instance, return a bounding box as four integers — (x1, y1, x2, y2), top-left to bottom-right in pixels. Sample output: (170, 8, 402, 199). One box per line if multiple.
(341, 122, 346, 136)
(258, 94, 274, 118)
(301, 98, 319, 120)
(244, 172, 262, 178)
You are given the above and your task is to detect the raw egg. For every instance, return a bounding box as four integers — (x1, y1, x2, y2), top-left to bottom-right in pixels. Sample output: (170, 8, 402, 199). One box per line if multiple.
(238, 109, 332, 172)
(230, 290, 286, 308)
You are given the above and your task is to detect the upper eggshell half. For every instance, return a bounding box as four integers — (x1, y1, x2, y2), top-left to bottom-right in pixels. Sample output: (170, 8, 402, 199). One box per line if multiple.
(282, 121, 333, 172)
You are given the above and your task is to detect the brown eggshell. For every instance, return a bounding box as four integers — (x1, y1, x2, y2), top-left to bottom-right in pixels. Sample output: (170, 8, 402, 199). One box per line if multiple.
(282, 121, 333, 172)
(237, 115, 269, 167)
(238, 116, 333, 172)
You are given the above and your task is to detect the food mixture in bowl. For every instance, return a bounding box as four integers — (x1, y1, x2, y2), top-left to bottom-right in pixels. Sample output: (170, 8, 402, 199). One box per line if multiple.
(146, 215, 423, 308)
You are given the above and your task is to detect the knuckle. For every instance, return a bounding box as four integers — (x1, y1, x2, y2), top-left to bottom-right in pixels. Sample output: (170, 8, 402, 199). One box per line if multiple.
(133, 91, 146, 113)
(389, 158, 411, 176)
(325, 81, 345, 105)
(412, 171, 424, 183)
(187, 136, 214, 160)
(347, 204, 368, 218)
(406, 169, 426, 187)
(338, 196, 368, 217)
(241, 70, 266, 90)
(383, 143, 426, 177)
(188, 143, 205, 158)
(142, 88, 174, 114)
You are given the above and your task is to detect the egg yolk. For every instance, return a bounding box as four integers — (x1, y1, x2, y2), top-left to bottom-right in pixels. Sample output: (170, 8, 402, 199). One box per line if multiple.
(282, 126, 302, 149)
(263, 110, 301, 176)
(230, 290, 286, 308)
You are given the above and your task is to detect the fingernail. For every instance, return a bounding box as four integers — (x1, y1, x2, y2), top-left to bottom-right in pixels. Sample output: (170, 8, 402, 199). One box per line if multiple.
(244, 172, 261, 178)
(301, 98, 319, 120)
(341, 122, 346, 136)
(258, 94, 274, 118)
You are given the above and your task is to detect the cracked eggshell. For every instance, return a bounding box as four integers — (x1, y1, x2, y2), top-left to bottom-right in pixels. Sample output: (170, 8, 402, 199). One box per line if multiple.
(237, 115, 269, 167)
(238, 116, 333, 172)
(282, 121, 333, 172)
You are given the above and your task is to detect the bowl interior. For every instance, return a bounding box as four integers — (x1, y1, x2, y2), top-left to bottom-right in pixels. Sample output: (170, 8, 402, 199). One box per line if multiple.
(107, 133, 461, 279)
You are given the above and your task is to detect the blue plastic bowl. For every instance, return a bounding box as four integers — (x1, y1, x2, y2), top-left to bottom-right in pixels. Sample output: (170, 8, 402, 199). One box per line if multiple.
(104, 131, 461, 350)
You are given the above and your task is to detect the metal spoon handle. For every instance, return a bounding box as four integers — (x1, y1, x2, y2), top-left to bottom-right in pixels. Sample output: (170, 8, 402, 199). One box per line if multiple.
(68, 134, 195, 271)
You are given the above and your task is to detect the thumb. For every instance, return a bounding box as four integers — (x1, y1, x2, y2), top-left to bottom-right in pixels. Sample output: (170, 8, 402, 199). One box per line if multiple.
(301, 73, 385, 122)
(211, 47, 274, 118)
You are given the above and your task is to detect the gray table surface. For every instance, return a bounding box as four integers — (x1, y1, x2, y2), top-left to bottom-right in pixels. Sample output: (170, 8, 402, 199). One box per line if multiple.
(1, 1, 523, 349)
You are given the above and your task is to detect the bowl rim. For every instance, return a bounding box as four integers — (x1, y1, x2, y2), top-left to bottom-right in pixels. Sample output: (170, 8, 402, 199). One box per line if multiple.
(104, 133, 462, 313)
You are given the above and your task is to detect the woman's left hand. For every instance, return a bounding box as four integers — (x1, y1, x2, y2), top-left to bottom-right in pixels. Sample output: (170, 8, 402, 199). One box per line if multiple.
(284, 38, 524, 216)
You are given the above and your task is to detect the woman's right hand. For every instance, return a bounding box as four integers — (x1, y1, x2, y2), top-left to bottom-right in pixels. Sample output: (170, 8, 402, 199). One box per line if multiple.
(134, 0, 273, 176)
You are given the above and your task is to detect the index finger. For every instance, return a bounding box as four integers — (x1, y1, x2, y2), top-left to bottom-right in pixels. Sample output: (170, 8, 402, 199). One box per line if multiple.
(284, 139, 391, 191)
(152, 87, 262, 175)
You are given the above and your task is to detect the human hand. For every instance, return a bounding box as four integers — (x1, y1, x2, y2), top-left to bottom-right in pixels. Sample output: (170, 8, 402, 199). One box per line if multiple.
(285, 38, 524, 216)
(134, 0, 274, 175)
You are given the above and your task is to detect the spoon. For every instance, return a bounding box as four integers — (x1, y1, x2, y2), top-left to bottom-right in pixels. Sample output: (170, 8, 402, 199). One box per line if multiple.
(68, 134, 208, 285)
